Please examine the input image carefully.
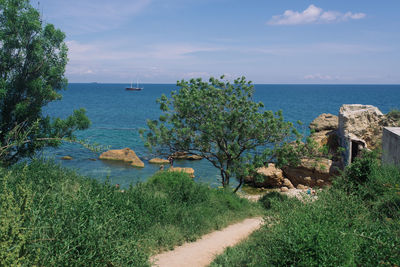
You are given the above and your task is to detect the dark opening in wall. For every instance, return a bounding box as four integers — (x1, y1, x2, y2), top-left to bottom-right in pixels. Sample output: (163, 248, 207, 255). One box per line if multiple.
(351, 140, 363, 163)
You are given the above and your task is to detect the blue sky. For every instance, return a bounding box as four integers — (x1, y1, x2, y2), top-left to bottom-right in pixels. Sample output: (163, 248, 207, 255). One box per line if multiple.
(36, 0, 400, 84)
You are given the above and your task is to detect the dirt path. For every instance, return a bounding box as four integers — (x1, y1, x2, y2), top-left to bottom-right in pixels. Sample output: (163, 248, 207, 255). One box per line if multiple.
(150, 217, 264, 267)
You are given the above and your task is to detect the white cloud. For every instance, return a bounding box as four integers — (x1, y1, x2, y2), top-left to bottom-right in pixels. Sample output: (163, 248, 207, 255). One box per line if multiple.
(268, 4, 366, 25)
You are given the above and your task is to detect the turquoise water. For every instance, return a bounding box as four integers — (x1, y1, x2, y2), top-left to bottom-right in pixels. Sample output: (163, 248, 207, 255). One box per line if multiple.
(43, 83, 400, 188)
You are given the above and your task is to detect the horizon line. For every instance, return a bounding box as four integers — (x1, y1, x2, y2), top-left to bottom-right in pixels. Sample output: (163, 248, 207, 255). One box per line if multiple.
(68, 82, 400, 86)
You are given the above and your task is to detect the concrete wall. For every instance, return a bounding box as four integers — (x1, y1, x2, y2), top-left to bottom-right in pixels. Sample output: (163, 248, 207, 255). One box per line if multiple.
(382, 127, 400, 166)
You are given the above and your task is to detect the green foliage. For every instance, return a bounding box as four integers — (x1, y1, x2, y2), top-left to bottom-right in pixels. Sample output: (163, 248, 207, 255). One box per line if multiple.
(0, 166, 33, 266)
(1, 159, 261, 266)
(0, 0, 90, 165)
(387, 109, 400, 122)
(143, 76, 297, 190)
(334, 150, 380, 196)
(211, 155, 400, 267)
(258, 191, 290, 210)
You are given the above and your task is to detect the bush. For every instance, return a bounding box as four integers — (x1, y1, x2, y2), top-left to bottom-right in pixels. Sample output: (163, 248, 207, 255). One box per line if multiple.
(258, 191, 289, 210)
(211, 158, 400, 266)
(1, 159, 261, 266)
(387, 109, 400, 122)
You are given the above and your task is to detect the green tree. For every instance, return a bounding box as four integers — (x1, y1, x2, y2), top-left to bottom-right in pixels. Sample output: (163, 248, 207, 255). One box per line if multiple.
(143, 76, 298, 192)
(0, 0, 90, 165)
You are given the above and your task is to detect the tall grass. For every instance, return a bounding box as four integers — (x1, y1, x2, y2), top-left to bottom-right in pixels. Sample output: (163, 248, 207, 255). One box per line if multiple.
(211, 152, 400, 266)
(0, 159, 261, 266)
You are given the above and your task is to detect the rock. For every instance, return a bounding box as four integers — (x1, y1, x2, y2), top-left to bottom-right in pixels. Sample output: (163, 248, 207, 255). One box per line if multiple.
(310, 113, 338, 132)
(149, 158, 169, 164)
(317, 179, 325, 186)
(168, 167, 195, 178)
(283, 158, 334, 186)
(246, 163, 284, 188)
(170, 152, 202, 160)
(61, 156, 72, 160)
(99, 148, 144, 168)
(283, 178, 295, 189)
(280, 186, 289, 192)
(89, 158, 97, 161)
(304, 177, 312, 185)
(310, 130, 339, 151)
(297, 184, 307, 190)
(186, 155, 203, 160)
(338, 104, 398, 164)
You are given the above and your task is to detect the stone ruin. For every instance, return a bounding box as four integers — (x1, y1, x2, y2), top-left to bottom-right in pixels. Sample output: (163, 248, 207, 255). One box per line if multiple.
(245, 104, 399, 190)
(338, 104, 395, 165)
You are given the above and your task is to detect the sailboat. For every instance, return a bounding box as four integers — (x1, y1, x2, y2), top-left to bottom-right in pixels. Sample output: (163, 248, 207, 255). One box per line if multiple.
(126, 80, 143, 91)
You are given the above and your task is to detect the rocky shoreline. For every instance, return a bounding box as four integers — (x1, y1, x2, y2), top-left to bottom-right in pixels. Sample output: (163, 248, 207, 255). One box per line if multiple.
(90, 104, 399, 193)
(245, 104, 400, 192)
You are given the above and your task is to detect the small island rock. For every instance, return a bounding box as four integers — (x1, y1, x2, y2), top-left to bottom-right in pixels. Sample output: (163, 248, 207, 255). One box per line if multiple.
(99, 148, 144, 168)
(170, 152, 202, 160)
(149, 158, 169, 164)
(61, 156, 73, 160)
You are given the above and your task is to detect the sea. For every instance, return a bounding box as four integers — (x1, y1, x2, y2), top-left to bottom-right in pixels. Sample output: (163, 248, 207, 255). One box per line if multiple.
(42, 83, 400, 188)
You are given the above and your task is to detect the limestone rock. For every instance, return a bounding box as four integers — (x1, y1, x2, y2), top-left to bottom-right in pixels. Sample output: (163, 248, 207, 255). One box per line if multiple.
(244, 163, 285, 188)
(61, 156, 72, 160)
(310, 130, 339, 151)
(304, 177, 312, 185)
(170, 152, 202, 160)
(280, 186, 289, 192)
(149, 158, 169, 164)
(283, 158, 334, 187)
(168, 167, 195, 178)
(283, 178, 295, 189)
(99, 148, 144, 168)
(256, 163, 284, 187)
(297, 184, 307, 190)
(186, 155, 203, 160)
(310, 113, 338, 132)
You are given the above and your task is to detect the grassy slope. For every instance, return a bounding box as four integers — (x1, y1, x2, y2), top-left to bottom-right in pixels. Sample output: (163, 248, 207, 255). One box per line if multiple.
(211, 157, 400, 267)
(0, 159, 262, 266)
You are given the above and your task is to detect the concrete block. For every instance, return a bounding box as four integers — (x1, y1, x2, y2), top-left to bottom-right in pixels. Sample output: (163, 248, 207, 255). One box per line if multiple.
(382, 127, 400, 166)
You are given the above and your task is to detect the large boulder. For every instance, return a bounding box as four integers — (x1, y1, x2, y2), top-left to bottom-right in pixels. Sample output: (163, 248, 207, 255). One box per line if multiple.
(168, 167, 195, 178)
(99, 148, 144, 168)
(245, 163, 284, 188)
(309, 113, 338, 132)
(149, 158, 169, 164)
(282, 158, 335, 186)
(309, 130, 339, 151)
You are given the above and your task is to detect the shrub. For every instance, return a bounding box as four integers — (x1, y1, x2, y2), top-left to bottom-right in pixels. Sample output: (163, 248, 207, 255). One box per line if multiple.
(387, 109, 400, 122)
(212, 160, 400, 266)
(1, 159, 261, 265)
(258, 191, 289, 210)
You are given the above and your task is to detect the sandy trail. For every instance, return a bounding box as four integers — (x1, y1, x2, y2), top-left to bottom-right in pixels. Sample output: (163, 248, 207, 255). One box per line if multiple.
(150, 217, 264, 267)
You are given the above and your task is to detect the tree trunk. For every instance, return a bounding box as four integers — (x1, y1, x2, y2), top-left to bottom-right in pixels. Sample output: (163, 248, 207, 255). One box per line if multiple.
(233, 176, 243, 193)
